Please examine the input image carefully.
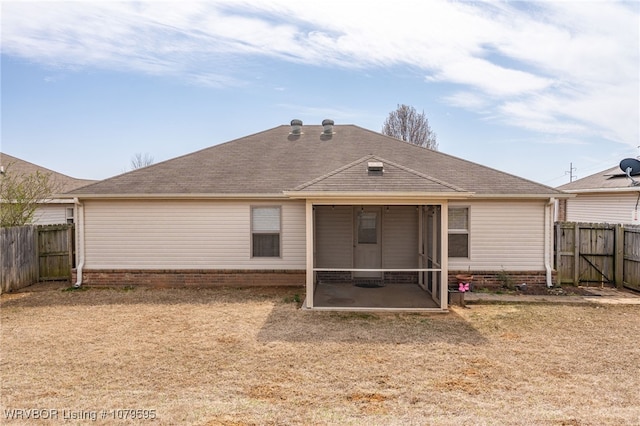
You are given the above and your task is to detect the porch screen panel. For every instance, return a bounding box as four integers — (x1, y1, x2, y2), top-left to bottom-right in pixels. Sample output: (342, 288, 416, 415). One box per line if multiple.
(315, 206, 352, 268)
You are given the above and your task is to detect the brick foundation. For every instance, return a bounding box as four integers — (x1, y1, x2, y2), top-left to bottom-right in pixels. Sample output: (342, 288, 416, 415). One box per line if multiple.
(383, 271, 419, 284)
(72, 268, 554, 291)
(72, 269, 306, 288)
(448, 270, 556, 291)
(317, 271, 352, 283)
(317, 271, 419, 284)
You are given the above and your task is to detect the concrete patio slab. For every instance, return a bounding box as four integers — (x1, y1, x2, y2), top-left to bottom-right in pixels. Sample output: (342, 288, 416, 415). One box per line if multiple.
(309, 282, 440, 310)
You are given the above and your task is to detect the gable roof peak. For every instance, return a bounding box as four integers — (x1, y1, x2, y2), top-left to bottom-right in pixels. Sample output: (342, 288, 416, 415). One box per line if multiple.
(292, 154, 469, 194)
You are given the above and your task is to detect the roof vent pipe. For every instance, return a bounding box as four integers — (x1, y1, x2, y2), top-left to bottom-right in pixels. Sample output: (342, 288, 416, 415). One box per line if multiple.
(322, 119, 335, 135)
(290, 119, 303, 135)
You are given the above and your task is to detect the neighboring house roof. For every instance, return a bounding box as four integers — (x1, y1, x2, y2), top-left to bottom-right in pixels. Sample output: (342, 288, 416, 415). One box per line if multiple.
(557, 164, 640, 192)
(1, 152, 96, 194)
(68, 124, 564, 198)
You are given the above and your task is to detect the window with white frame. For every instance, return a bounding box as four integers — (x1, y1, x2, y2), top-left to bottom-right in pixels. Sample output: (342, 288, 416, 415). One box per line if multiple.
(66, 207, 74, 224)
(251, 206, 281, 257)
(448, 207, 469, 258)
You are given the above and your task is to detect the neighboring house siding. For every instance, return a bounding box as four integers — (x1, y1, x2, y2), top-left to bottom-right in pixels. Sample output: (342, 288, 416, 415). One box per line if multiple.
(382, 205, 418, 269)
(83, 200, 306, 269)
(449, 200, 546, 271)
(32, 204, 70, 225)
(565, 192, 640, 224)
(315, 206, 352, 268)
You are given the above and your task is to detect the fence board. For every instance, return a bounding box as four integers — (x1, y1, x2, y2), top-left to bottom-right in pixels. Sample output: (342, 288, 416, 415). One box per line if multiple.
(623, 227, 640, 290)
(38, 224, 73, 281)
(555, 223, 576, 285)
(1, 226, 38, 293)
(580, 225, 615, 284)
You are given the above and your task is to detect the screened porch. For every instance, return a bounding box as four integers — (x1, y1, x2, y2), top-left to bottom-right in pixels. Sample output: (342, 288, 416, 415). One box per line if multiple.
(304, 203, 448, 311)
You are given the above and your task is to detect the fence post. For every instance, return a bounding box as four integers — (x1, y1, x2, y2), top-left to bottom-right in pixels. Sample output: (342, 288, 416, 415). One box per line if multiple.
(615, 224, 624, 289)
(573, 223, 580, 285)
(34, 226, 40, 283)
(67, 225, 73, 280)
(555, 223, 562, 285)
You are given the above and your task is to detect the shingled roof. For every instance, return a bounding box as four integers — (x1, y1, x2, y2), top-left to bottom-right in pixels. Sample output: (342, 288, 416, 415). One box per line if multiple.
(68, 124, 563, 198)
(291, 155, 468, 194)
(1, 152, 96, 194)
(557, 164, 640, 192)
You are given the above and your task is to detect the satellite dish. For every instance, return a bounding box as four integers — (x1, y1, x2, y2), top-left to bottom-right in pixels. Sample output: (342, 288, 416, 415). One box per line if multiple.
(620, 158, 640, 186)
(620, 158, 640, 176)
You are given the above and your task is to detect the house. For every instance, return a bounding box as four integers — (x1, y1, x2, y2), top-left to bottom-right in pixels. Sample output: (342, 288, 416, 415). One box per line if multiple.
(556, 161, 640, 225)
(0, 152, 95, 225)
(67, 121, 568, 311)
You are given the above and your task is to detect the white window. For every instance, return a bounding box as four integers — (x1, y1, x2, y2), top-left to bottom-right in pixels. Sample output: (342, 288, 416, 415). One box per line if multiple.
(251, 206, 281, 257)
(66, 207, 74, 225)
(448, 207, 469, 258)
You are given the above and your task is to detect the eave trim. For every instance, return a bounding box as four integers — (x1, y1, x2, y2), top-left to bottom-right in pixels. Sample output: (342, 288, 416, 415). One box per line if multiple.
(70, 193, 288, 200)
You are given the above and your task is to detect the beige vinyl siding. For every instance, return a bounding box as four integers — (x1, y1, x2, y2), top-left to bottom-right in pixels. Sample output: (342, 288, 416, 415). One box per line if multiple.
(382, 205, 418, 268)
(566, 192, 640, 224)
(83, 200, 305, 269)
(314, 206, 352, 268)
(32, 204, 71, 225)
(448, 200, 546, 271)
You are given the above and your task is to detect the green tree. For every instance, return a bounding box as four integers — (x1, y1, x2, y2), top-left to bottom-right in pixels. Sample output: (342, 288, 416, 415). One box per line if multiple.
(382, 104, 438, 150)
(0, 164, 58, 227)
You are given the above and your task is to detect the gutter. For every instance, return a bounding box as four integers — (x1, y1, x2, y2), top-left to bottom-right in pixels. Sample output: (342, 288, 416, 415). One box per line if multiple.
(283, 191, 474, 200)
(469, 193, 573, 199)
(544, 197, 555, 288)
(65, 193, 288, 200)
(73, 198, 85, 288)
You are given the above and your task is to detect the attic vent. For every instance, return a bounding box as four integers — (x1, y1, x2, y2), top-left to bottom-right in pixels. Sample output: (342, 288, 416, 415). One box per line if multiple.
(322, 119, 335, 135)
(367, 161, 384, 173)
(290, 119, 303, 135)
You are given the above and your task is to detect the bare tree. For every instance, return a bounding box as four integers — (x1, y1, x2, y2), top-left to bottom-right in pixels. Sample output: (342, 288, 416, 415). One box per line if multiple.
(0, 164, 58, 227)
(382, 104, 438, 150)
(130, 153, 154, 170)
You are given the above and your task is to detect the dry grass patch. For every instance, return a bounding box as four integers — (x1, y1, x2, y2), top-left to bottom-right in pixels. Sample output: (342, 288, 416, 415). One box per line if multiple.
(1, 285, 639, 425)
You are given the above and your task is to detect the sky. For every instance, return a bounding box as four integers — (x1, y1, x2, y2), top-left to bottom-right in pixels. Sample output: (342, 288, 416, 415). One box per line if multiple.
(1, 0, 639, 187)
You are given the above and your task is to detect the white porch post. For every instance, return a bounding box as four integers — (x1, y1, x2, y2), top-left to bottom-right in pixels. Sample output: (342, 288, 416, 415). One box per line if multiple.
(305, 199, 314, 308)
(441, 202, 449, 309)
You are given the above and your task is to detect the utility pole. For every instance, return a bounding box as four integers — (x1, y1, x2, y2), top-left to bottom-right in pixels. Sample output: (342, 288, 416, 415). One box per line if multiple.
(565, 162, 577, 182)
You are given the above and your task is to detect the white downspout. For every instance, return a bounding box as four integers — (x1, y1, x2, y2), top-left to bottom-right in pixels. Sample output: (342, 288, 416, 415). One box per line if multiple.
(73, 198, 85, 288)
(544, 198, 555, 288)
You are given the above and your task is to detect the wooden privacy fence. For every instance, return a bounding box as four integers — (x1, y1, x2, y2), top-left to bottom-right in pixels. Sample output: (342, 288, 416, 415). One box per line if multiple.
(555, 222, 640, 291)
(0, 224, 74, 293)
(38, 224, 74, 282)
(1, 225, 38, 293)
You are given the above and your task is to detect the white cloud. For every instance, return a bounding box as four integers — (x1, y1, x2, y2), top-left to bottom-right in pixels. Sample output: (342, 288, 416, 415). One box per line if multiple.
(2, 0, 637, 147)
(442, 92, 491, 110)
(433, 57, 554, 96)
